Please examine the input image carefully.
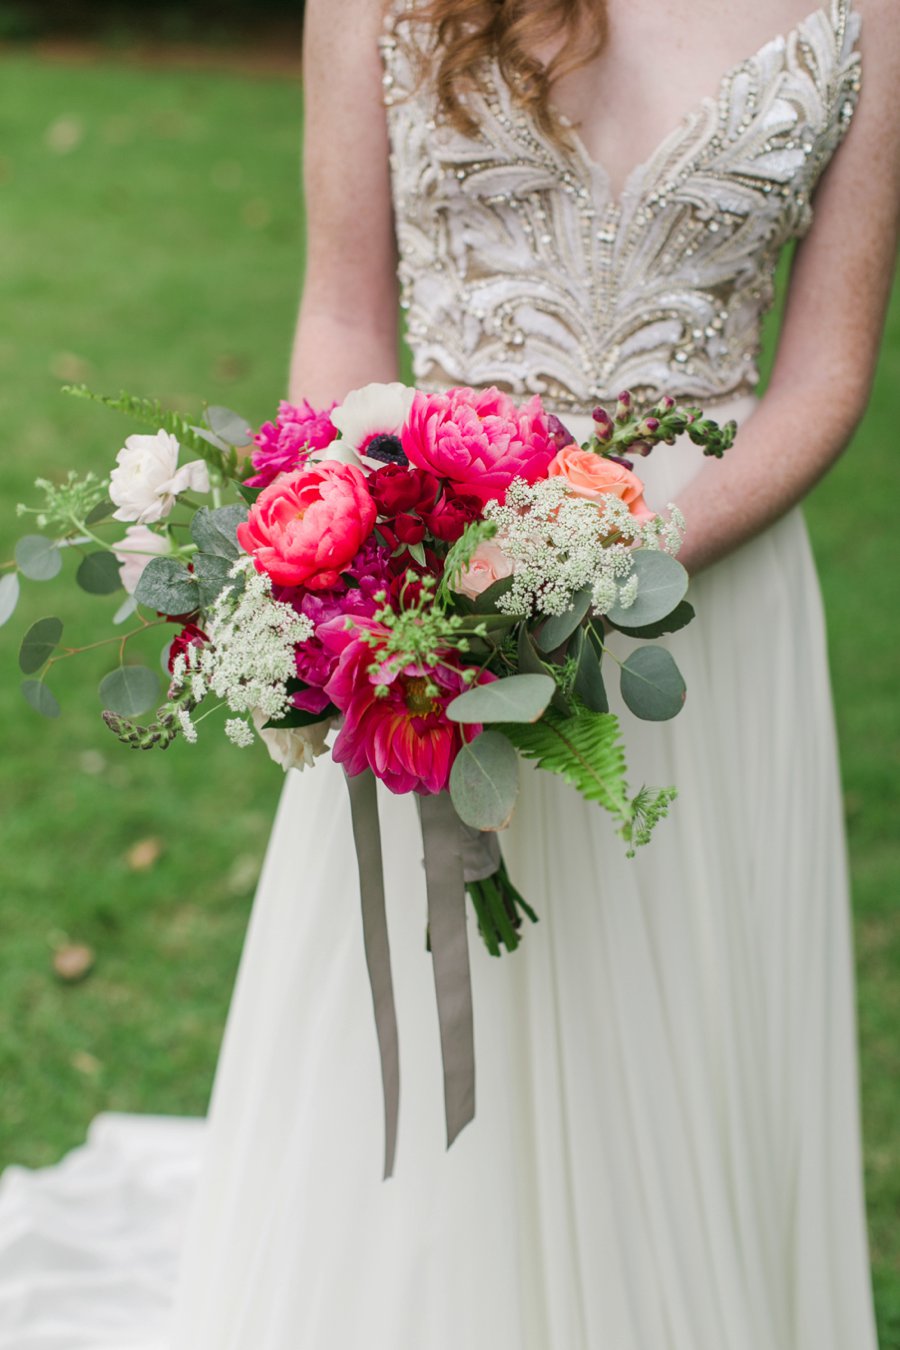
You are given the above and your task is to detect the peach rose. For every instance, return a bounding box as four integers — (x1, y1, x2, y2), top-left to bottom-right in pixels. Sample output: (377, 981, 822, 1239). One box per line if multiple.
(455, 540, 515, 601)
(548, 447, 654, 522)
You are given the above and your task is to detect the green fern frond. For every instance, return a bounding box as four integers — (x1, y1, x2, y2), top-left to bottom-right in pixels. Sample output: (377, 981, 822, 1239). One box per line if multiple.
(62, 385, 239, 478)
(502, 707, 676, 852)
(623, 785, 678, 856)
(502, 708, 632, 825)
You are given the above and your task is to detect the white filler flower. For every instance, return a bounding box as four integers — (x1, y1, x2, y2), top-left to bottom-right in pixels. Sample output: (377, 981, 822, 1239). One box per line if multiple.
(109, 430, 210, 524)
(327, 382, 416, 466)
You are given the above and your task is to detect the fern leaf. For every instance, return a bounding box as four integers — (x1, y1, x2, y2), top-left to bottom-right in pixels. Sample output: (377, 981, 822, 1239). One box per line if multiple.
(502, 708, 677, 851)
(501, 708, 632, 826)
(62, 385, 240, 479)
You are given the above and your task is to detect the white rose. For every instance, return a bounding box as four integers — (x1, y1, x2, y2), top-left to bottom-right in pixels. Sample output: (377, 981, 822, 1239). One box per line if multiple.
(109, 430, 211, 524)
(326, 382, 416, 466)
(251, 708, 335, 772)
(111, 524, 172, 594)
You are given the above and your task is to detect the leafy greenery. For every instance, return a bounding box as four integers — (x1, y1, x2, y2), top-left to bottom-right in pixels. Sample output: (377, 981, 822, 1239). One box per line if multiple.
(0, 53, 897, 1343)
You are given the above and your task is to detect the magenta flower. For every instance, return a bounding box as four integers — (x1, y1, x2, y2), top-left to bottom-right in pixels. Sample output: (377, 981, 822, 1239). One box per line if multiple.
(321, 619, 493, 795)
(244, 399, 339, 489)
(400, 386, 556, 504)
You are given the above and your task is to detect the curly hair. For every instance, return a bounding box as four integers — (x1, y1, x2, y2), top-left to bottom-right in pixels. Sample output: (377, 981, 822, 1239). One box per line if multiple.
(394, 0, 608, 146)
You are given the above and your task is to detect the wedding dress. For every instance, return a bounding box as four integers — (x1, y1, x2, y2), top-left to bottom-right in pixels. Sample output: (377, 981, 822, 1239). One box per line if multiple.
(0, 2, 880, 1347)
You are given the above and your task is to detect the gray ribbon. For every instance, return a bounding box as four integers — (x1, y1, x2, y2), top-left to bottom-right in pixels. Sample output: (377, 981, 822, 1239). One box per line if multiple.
(418, 791, 477, 1150)
(344, 768, 400, 1180)
(459, 821, 501, 883)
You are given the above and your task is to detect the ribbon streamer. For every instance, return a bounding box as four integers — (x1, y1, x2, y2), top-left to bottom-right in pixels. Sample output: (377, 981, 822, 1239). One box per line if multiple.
(418, 791, 477, 1150)
(344, 768, 401, 1180)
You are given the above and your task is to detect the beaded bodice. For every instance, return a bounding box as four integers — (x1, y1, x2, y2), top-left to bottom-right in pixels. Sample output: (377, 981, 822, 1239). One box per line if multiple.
(379, 1, 861, 413)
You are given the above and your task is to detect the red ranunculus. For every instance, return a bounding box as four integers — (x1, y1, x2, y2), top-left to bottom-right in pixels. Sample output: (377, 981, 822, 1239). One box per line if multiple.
(370, 463, 439, 519)
(167, 621, 208, 673)
(422, 486, 484, 542)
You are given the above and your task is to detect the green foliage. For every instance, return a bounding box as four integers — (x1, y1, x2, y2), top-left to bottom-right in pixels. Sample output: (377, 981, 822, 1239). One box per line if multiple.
(99, 665, 160, 718)
(534, 586, 592, 652)
(63, 385, 241, 479)
(15, 535, 63, 581)
(18, 616, 63, 673)
(605, 549, 689, 629)
(435, 518, 497, 606)
(619, 645, 687, 722)
(448, 730, 519, 830)
(446, 672, 555, 725)
(466, 854, 538, 957)
(76, 551, 123, 596)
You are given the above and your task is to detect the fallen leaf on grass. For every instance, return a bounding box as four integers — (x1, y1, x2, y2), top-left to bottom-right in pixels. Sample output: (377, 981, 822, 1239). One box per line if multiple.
(126, 837, 163, 871)
(53, 944, 95, 982)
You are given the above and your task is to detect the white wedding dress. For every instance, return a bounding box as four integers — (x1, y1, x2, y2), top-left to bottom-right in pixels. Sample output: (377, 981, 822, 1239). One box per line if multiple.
(0, 2, 880, 1347)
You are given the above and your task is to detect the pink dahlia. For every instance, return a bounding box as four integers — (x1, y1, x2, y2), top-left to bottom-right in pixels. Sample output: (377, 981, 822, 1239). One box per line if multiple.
(236, 461, 377, 590)
(401, 386, 556, 504)
(244, 399, 339, 489)
(321, 620, 493, 795)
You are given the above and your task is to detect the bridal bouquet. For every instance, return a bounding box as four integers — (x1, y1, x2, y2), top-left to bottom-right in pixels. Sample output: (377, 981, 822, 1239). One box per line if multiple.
(5, 380, 733, 1173)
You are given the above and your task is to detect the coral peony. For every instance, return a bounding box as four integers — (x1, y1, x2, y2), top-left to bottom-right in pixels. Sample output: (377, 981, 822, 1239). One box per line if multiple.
(245, 399, 339, 489)
(236, 461, 376, 590)
(322, 620, 492, 795)
(548, 447, 654, 522)
(401, 386, 555, 504)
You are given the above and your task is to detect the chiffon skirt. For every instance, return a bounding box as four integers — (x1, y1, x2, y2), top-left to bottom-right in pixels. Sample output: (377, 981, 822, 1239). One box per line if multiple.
(0, 396, 878, 1349)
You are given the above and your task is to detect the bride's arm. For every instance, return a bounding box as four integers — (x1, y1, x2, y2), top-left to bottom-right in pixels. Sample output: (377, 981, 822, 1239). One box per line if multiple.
(675, 0, 899, 576)
(288, 0, 400, 405)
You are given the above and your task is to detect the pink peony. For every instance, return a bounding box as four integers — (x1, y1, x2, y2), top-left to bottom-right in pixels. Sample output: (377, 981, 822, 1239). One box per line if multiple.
(321, 620, 493, 795)
(236, 461, 376, 590)
(401, 387, 556, 504)
(244, 399, 339, 489)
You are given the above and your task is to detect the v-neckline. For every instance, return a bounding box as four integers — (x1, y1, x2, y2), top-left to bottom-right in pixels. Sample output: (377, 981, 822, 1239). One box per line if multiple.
(551, 0, 851, 212)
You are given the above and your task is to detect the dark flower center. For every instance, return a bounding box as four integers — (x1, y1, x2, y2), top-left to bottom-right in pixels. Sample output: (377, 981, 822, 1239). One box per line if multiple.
(366, 433, 408, 466)
(402, 674, 439, 716)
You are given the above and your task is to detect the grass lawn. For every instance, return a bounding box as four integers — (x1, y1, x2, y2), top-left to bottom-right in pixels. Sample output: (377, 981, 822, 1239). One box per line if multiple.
(0, 53, 897, 1342)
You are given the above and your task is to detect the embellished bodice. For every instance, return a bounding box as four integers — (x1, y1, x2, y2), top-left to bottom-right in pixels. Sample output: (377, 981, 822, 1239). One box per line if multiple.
(379, 1, 861, 413)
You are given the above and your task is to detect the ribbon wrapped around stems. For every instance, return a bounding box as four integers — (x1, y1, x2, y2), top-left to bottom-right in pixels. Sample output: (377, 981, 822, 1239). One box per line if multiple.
(344, 769, 498, 1178)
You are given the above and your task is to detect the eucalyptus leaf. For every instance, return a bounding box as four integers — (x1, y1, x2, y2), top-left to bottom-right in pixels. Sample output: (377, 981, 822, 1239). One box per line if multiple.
(620, 645, 686, 722)
(449, 731, 519, 831)
(21, 679, 61, 719)
(517, 625, 552, 677)
(206, 405, 253, 447)
(574, 632, 609, 713)
(194, 552, 237, 607)
(476, 575, 515, 614)
(190, 504, 248, 560)
(447, 672, 555, 725)
(610, 599, 695, 640)
(113, 594, 138, 625)
(190, 423, 230, 453)
(534, 587, 593, 653)
(76, 550, 123, 595)
(0, 573, 20, 627)
(15, 535, 62, 582)
(606, 551, 689, 628)
(19, 617, 63, 674)
(99, 665, 160, 717)
(85, 499, 116, 525)
(134, 557, 200, 615)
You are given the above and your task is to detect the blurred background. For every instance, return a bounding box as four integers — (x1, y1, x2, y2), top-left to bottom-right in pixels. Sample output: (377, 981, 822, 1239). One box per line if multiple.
(0, 7, 897, 1344)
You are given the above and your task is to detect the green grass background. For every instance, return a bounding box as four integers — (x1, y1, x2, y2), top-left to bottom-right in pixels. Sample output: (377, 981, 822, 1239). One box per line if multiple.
(0, 55, 897, 1340)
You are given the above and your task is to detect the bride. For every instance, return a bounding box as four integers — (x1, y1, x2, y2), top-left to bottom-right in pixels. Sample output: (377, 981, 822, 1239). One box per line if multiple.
(1, 0, 897, 1346)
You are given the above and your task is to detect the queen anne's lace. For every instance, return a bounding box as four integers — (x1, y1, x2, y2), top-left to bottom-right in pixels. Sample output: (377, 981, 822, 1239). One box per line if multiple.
(380, 0, 861, 413)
